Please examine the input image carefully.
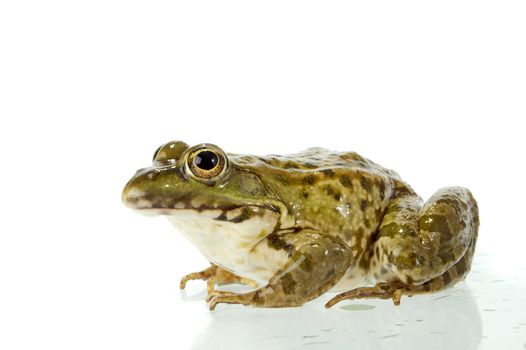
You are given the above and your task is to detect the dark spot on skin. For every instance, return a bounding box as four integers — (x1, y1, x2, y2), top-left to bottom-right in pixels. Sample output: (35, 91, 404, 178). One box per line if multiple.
(364, 219, 371, 228)
(375, 208, 383, 221)
(360, 199, 368, 210)
(302, 175, 316, 185)
(230, 207, 252, 223)
(333, 191, 342, 201)
(323, 185, 335, 196)
(274, 174, 289, 184)
(321, 169, 335, 177)
(379, 181, 386, 200)
(214, 211, 228, 221)
(302, 190, 309, 199)
(369, 229, 379, 243)
(252, 290, 263, 304)
(300, 256, 313, 272)
(416, 254, 426, 266)
(339, 175, 353, 188)
(284, 162, 298, 169)
(394, 186, 413, 197)
(267, 234, 293, 255)
(354, 228, 364, 243)
(280, 274, 297, 294)
(360, 176, 372, 192)
(455, 256, 467, 274)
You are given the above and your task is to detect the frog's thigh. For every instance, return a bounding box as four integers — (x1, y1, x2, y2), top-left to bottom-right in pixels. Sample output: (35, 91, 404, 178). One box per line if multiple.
(376, 187, 478, 286)
(209, 230, 352, 310)
(327, 187, 479, 307)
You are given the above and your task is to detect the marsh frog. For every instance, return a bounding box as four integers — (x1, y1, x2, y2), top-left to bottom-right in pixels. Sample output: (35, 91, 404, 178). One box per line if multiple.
(122, 141, 479, 310)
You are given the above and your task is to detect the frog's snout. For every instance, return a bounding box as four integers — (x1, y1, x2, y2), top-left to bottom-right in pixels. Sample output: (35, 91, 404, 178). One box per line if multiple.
(122, 168, 157, 209)
(122, 184, 145, 208)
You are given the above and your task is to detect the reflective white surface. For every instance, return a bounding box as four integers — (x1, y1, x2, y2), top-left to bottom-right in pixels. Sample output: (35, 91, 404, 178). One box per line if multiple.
(182, 251, 526, 350)
(2, 1, 526, 348)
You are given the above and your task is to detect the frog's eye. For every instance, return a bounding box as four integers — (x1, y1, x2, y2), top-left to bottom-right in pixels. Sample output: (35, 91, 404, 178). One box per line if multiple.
(186, 146, 227, 180)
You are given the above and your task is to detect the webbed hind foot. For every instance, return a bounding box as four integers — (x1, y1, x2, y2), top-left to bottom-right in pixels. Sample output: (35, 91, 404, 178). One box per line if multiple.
(325, 282, 408, 308)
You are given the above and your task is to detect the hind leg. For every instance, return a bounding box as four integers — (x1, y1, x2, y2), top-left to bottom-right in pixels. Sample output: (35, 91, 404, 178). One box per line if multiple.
(326, 239, 476, 307)
(326, 187, 479, 308)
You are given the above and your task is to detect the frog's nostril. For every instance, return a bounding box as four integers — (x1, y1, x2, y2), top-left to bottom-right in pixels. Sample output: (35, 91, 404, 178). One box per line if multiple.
(133, 168, 160, 179)
(146, 169, 160, 180)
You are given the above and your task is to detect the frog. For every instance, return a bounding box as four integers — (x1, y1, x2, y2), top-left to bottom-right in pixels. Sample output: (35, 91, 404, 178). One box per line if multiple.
(122, 141, 479, 310)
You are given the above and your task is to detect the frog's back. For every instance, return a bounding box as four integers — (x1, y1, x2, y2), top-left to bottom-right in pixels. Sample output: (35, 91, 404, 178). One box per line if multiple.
(232, 148, 412, 239)
(233, 147, 398, 175)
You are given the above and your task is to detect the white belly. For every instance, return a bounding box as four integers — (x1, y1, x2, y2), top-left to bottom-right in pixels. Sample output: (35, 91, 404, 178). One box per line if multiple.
(167, 207, 289, 283)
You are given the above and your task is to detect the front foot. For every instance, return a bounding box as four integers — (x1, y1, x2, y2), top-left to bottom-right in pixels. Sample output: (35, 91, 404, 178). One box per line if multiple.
(179, 265, 217, 290)
(325, 283, 405, 308)
(179, 264, 259, 302)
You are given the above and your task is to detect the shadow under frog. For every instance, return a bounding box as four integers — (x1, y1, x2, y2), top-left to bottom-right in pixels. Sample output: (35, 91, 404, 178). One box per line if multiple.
(188, 283, 482, 350)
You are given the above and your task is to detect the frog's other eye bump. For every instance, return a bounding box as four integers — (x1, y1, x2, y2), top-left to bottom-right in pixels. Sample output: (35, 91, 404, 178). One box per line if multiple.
(187, 146, 227, 180)
(153, 141, 190, 165)
(152, 145, 162, 162)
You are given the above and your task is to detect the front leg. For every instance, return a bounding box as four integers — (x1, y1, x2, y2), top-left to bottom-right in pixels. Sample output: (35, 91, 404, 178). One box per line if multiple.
(209, 230, 352, 310)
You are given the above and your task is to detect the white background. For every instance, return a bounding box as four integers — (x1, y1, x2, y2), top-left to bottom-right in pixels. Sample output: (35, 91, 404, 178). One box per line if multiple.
(1, 1, 525, 349)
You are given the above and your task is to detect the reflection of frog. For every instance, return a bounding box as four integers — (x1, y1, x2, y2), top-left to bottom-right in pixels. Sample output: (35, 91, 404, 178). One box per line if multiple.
(122, 141, 479, 310)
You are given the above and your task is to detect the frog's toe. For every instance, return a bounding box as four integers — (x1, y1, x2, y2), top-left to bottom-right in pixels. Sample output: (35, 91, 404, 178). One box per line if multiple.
(205, 290, 234, 303)
(325, 283, 404, 308)
(236, 276, 259, 289)
(208, 292, 253, 311)
(179, 265, 217, 289)
(180, 272, 206, 289)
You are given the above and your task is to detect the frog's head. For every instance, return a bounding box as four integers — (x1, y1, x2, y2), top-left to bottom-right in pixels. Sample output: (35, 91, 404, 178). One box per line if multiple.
(122, 141, 292, 250)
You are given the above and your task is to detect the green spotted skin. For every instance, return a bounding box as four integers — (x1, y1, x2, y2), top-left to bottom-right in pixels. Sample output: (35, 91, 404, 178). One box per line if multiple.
(122, 141, 479, 309)
(231, 148, 406, 265)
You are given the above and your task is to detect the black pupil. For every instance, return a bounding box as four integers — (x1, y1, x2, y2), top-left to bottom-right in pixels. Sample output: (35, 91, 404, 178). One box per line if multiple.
(194, 151, 219, 170)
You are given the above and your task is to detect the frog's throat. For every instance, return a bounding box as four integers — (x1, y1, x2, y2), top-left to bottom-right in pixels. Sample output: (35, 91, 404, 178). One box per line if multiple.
(166, 206, 290, 282)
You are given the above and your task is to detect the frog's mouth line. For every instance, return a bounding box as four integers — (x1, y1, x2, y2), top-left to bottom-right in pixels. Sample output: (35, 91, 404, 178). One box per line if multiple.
(131, 204, 280, 225)
(123, 187, 293, 228)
